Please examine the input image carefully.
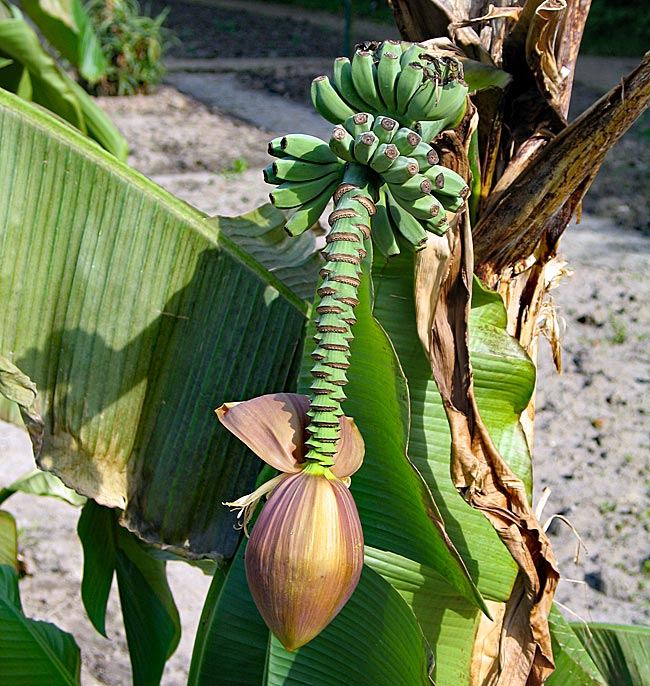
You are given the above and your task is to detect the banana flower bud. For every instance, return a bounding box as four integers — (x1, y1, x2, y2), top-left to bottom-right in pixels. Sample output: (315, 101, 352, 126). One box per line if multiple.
(217, 393, 364, 651)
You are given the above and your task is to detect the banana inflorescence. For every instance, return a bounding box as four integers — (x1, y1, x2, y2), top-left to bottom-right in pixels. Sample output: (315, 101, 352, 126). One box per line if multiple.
(265, 41, 471, 464)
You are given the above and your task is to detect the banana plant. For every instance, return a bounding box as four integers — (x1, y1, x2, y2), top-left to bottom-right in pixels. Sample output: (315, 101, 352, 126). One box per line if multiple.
(1, 1, 650, 685)
(0, 0, 127, 159)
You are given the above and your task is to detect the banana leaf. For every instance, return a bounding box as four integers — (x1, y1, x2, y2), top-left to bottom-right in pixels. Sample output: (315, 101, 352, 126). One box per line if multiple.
(189, 536, 435, 686)
(572, 623, 650, 686)
(0, 86, 308, 560)
(359, 242, 534, 684)
(0, 1, 126, 159)
(546, 605, 606, 686)
(0, 513, 81, 685)
(18, 0, 107, 84)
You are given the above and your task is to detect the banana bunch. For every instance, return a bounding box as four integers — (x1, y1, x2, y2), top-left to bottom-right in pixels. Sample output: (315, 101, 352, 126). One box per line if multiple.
(311, 41, 469, 141)
(265, 133, 346, 237)
(325, 111, 470, 254)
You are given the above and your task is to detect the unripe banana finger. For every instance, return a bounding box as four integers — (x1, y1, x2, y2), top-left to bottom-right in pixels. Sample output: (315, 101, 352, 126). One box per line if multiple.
(372, 116, 398, 144)
(371, 188, 401, 258)
(425, 165, 470, 198)
(343, 112, 374, 138)
(416, 119, 448, 144)
(437, 194, 465, 213)
(311, 75, 356, 125)
(284, 178, 339, 236)
(410, 141, 440, 170)
(271, 133, 338, 164)
(270, 170, 342, 209)
(368, 143, 400, 173)
(387, 173, 432, 201)
(329, 125, 356, 163)
(390, 190, 446, 221)
(353, 131, 379, 166)
(396, 62, 425, 115)
(271, 158, 344, 183)
(351, 50, 383, 111)
(380, 155, 419, 184)
(331, 56, 370, 113)
(391, 126, 421, 156)
(377, 51, 401, 113)
(385, 189, 429, 250)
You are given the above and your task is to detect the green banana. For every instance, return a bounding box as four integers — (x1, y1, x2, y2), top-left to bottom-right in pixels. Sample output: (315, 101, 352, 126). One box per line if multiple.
(437, 194, 465, 213)
(343, 112, 374, 138)
(390, 190, 445, 221)
(283, 177, 340, 236)
(377, 39, 402, 60)
(377, 51, 401, 113)
(423, 201, 451, 235)
(406, 78, 468, 126)
(396, 61, 426, 115)
(385, 189, 429, 250)
(380, 155, 419, 184)
(353, 131, 379, 166)
(391, 126, 422, 156)
(372, 115, 398, 144)
(368, 143, 400, 173)
(399, 43, 426, 70)
(410, 141, 440, 170)
(415, 119, 448, 144)
(351, 50, 383, 111)
(387, 173, 432, 201)
(329, 125, 356, 163)
(331, 56, 371, 113)
(269, 133, 338, 164)
(263, 163, 281, 185)
(269, 158, 343, 183)
(371, 188, 401, 258)
(269, 170, 342, 209)
(424, 165, 470, 198)
(311, 74, 356, 125)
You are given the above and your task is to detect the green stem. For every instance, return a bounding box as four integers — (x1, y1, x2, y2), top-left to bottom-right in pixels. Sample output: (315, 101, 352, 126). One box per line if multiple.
(305, 163, 377, 466)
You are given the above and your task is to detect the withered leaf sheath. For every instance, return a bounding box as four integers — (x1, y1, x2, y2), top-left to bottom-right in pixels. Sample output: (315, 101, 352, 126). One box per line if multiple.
(245, 466, 364, 651)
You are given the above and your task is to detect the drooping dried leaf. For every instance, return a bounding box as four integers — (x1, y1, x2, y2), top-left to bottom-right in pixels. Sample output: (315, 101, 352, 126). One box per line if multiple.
(416, 212, 559, 685)
(0, 354, 43, 458)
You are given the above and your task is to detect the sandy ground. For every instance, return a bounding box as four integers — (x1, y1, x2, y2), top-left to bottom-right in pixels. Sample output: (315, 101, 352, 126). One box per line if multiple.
(2, 62, 649, 684)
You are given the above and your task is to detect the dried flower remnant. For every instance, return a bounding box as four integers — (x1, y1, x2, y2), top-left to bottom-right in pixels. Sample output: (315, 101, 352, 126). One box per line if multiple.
(217, 392, 364, 650)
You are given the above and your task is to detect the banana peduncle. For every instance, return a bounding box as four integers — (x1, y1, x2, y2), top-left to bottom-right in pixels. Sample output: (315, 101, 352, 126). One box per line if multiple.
(304, 163, 377, 466)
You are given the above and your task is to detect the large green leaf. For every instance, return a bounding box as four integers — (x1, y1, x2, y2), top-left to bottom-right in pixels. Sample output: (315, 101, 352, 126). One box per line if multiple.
(372, 245, 532, 600)
(361, 243, 536, 684)
(297, 244, 485, 611)
(209, 204, 322, 303)
(190, 535, 435, 686)
(265, 565, 434, 686)
(19, 0, 107, 84)
(188, 538, 268, 686)
(0, 563, 81, 684)
(0, 470, 86, 507)
(0, 1, 125, 158)
(0, 87, 307, 558)
(546, 605, 606, 686)
(572, 623, 650, 686)
(78, 500, 180, 686)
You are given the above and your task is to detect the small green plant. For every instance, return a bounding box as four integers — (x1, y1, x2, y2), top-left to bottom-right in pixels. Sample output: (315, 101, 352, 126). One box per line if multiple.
(85, 0, 174, 96)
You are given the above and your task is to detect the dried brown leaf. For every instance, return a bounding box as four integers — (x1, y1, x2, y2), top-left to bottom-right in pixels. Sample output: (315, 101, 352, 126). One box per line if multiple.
(416, 211, 559, 685)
